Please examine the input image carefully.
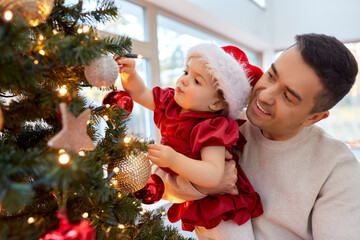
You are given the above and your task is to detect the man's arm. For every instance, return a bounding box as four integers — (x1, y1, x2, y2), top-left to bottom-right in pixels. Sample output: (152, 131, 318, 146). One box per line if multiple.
(311, 157, 360, 239)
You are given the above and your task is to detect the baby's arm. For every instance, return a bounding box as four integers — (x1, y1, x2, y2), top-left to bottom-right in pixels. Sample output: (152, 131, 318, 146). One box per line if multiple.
(147, 144, 225, 188)
(117, 58, 155, 111)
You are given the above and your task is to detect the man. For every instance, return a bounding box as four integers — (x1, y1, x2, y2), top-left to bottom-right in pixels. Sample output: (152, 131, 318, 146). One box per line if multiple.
(152, 33, 360, 239)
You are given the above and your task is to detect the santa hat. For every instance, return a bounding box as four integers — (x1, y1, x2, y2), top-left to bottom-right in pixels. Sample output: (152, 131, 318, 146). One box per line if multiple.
(186, 43, 263, 119)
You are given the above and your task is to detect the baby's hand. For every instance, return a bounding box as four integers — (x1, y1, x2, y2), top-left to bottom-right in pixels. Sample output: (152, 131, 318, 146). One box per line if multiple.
(147, 144, 175, 168)
(116, 58, 136, 76)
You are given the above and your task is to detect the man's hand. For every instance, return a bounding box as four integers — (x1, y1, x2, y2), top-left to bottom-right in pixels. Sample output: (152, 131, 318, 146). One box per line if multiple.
(194, 151, 238, 195)
(147, 144, 175, 168)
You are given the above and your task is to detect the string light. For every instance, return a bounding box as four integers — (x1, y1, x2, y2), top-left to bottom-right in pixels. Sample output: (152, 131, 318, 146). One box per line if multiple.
(123, 136, 131, 144)
(118, 224, 125, 229)
(78, 151, 85, 156)
(39, 49, 46, 56)
(4, 10, 13, 21)
(103, 115, 109, 121)
(34, 60, 39, 65)
(27, 217, 35, 224)
(82, 212, 89, 218)
(117, 192, 123, 198)
(77, 28, 83, 34)
(58, 153, 70, 165)
(113, 167, 120, 173)
(39, 35, 45, 41)
(58, 85, 67, 96)
(59, 149, 66, 154)
(105, 104, 110, 108)
(52, 29, 58, 35)
(139, 138, 144, 143)
(82, 25, 90, 33)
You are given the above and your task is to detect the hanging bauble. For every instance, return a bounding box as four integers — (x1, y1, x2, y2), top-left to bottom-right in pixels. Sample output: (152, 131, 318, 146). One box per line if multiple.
(42, 209, 95, 240)
(102, 90, 133, 116)
(84, 55, 119, 88)
(108, 152, 151, 193)
(133, 174, 164, 204)
(0, 0, 54, 27)
(0, 108, 3, 131)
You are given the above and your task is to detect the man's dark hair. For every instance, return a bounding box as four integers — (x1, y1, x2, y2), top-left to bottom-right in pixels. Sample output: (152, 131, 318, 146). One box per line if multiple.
(295, 33, 358, 113)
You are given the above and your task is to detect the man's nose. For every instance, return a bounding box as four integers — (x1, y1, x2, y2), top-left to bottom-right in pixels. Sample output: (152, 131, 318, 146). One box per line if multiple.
(258, 87, 276, 106)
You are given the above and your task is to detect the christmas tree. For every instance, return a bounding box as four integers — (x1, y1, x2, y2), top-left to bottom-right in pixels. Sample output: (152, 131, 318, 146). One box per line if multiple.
(0, 0, 191, 239)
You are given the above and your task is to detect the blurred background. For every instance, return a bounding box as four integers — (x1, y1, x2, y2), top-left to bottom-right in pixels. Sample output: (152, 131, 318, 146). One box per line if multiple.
(76, 0, 360, 237)
(82, 0, 360, 157)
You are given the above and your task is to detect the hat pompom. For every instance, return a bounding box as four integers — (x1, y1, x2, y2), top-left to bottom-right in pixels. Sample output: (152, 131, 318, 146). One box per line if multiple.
(186, 43, 263, 119)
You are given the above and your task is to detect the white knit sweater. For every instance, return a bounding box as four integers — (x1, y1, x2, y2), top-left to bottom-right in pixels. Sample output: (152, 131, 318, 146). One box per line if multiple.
(153, 113, 360, 239)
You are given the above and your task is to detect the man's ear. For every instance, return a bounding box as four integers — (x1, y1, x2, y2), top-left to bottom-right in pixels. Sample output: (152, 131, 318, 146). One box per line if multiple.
(302, 110, 329, 127)
(209, 99, 226, 112)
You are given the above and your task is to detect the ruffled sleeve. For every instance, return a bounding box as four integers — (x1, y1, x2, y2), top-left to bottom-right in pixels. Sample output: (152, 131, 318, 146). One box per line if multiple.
(153, 87, 174, 128)
(190, 117, 239, 153)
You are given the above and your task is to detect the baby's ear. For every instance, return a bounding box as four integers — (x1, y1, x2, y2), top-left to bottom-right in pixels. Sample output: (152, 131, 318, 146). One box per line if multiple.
(209, 99, 226, 112)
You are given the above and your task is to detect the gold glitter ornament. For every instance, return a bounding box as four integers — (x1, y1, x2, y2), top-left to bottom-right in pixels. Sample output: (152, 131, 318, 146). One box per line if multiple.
(0, 0, 54, 27)
(84, 55, 119, 88)
(109, 152, 151, 193)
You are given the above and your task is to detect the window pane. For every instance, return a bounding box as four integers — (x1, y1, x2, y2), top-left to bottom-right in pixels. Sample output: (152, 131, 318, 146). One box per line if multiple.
(96, 0, 146, 42)
(157, 15, 259, 88)
(316, 42, 360, 159)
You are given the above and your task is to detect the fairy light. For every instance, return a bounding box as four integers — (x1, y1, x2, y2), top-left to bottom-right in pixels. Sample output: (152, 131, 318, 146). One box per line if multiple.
(77, 28, 83, 34)
(105, 104, 110, 108)
(111, 179, 118, 185)
(58, 153, 70, 165)
(4, 10, 13, 21)
(103, 115, 109, 121)
(139, 138, 144, 143)
(78, 151, 85, 156)
(113, 167, 120, 173)
(39, 49, 46, 56)
(117, 192, 123, 199)
(59, 149, 66, 154)
(59, 85, 67, 96)
(123, 136, 131, 144)
(118, 224, 125, 229)
(39, 35, 45, 41)
(52, 29, 58, 35)
(82, 25, 90, 33)
(161, 210, 166, 216)
(82, 212, 89, 218)
(27, 217, 35, 224)
(34, 60, 39, 65)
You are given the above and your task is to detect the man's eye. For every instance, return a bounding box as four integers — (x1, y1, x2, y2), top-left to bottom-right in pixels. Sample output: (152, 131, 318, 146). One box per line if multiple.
(283, 92, 292, 102)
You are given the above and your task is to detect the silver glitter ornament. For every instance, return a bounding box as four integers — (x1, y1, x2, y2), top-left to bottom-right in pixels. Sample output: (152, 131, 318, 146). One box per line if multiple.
(84, 55, 119, 88)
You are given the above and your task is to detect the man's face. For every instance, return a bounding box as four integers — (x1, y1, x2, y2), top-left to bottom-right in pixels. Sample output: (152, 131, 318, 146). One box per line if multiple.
(246, 46, 327, 140)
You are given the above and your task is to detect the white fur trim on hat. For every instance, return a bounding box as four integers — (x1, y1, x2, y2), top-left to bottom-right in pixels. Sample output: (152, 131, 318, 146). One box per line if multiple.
(186, 43, 251, 119)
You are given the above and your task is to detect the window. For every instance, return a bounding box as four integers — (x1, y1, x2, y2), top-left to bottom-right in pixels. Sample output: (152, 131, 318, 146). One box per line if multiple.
(97, 0, 147, 42)
(157, 14, 259, 88)
(317, 41, 360, 159)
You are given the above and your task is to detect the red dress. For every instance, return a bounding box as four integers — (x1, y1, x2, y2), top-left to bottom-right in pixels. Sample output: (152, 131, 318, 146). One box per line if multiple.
(153, 87, 263, 231)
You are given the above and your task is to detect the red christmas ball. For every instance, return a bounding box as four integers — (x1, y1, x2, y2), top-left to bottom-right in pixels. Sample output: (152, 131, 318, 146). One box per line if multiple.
(42, 209, 95, 240)
(102, 90, 133, 116)
(133, 174, 164, 204)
